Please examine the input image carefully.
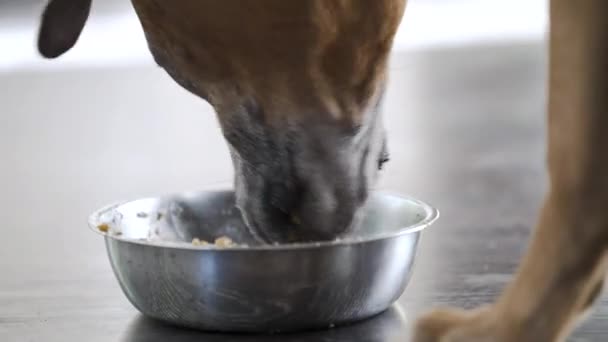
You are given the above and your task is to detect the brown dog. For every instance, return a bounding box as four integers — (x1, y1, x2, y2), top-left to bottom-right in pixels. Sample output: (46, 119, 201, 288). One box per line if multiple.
(37, 0, 608, 340)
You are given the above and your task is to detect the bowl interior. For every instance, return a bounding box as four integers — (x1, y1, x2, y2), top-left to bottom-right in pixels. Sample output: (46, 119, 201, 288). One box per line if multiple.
(89, 190, 437, 248)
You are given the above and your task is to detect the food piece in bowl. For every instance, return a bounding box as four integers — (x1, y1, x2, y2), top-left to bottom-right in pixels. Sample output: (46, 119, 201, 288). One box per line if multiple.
(97, 223, 123, 236)
(191, 236, 236, 248)
(214, 236, 235, 247)
(191, 238, 209, 246)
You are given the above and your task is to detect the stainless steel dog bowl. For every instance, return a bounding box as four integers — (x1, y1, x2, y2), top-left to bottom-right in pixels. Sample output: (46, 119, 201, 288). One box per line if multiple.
(88, 190, 438, 333)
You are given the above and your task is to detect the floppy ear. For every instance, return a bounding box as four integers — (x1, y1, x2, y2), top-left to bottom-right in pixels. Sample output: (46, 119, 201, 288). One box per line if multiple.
(37, 0, 93, 58)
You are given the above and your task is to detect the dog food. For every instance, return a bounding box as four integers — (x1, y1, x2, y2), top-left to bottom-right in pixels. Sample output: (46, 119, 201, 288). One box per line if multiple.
(214, 236, 236, 247)
(97, 223, 110, 233)
(191, 238, 209, 246)
(192, 236, 236, 248)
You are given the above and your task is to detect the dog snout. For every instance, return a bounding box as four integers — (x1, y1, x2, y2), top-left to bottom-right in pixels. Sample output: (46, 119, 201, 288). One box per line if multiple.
(236, 178, 365, 244)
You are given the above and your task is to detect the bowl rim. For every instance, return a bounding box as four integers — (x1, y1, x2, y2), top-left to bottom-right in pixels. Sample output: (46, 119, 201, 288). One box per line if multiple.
(87, 190, 439, 251)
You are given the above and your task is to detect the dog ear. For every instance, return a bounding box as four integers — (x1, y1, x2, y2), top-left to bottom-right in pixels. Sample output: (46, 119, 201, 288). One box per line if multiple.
(37, 0, 93, 58)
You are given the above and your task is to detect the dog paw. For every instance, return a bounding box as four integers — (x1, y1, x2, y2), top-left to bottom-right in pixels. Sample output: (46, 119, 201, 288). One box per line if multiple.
(412, 306, 508, 342)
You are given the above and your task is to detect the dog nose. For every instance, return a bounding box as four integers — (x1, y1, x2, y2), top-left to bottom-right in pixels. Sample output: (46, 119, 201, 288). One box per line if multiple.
(236, 183, 365, 244)
(289, 185, 365, 241)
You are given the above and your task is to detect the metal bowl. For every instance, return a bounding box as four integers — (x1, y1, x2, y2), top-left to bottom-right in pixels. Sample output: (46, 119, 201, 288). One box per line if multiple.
(88, 190, 438, 333)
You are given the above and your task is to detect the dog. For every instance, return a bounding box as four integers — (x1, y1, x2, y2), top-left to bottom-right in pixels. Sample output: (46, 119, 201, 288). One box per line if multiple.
(37, 0, 608, 340)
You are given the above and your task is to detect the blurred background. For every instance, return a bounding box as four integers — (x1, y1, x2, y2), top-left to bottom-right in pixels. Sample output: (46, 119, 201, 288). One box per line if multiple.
(7, 1, 605, 342)
(0, 0, 549, 204)
(1, 0, 547, 71)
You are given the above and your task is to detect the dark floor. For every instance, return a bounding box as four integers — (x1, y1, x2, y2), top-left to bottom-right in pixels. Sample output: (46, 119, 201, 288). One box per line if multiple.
(1, 41, 606, 341)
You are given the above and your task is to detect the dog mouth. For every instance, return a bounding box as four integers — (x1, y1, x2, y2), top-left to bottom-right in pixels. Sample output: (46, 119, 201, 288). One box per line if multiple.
(238, 204, 364, 245)
(237, 203, 354, 245)
(236, 204, 297, 244)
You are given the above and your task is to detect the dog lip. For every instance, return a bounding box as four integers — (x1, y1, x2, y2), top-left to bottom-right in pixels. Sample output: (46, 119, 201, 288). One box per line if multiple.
(235, 204, 268, 244)
(236, 205, 293, 245)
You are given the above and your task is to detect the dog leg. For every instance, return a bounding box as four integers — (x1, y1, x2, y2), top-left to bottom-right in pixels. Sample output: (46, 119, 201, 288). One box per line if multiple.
(413, 0, 608, 341)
